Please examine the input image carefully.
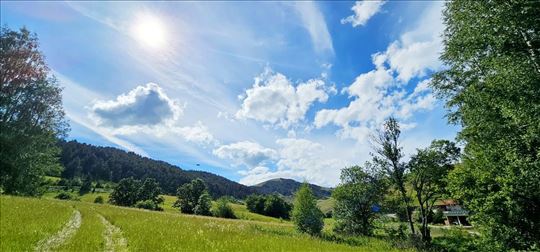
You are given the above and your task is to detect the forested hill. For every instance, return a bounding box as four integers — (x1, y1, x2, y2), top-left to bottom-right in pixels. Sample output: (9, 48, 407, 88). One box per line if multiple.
(252, 178, 332, 198)
(58, 140, 255, 198)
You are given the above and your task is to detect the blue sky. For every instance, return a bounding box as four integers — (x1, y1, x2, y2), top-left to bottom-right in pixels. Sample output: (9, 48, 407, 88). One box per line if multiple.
(1, 1, 459, 186)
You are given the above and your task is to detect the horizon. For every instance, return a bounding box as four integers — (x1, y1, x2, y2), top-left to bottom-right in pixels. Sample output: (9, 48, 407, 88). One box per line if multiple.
(1, 1, 459, 187)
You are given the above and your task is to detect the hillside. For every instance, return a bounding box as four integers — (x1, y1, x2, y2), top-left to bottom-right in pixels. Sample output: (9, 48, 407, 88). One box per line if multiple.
(253, 178, 332, 198)
(58, 140, 255, 198)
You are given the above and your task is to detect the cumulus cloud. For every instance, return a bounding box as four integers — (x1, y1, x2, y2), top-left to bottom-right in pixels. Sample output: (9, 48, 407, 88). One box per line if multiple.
(238, 138, 346, 186)
(212, 141, 278, 168)
(90, 83, 182, 128)
(341, 1, 385, 27)
(236, 68, 331, 128)
(89, 83, 216, 146)
(315, 2, 443, 142)
(314, 57, 436, 142)
(379, 2, 444, 82)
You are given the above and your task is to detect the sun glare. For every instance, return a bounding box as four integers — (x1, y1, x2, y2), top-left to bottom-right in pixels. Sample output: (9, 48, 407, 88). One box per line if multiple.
(132, 14, 167, 49)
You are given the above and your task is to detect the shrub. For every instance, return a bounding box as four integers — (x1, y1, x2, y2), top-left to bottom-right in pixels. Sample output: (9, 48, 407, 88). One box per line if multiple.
(292, 183, 324, 236)
(79, 177, 92, 195)
(213, 198, 236, 219)
(194, 192, 212, 216)
(135, 200, 163, 211)
(94, 195, 104, 204)
(263, 194, 291, 219)
(245, 194, 266, 214)
(55, 192, 77, 201)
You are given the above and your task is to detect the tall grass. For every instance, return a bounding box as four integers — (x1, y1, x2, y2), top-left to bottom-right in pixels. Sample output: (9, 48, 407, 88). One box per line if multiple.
(0, 196, 73, 251)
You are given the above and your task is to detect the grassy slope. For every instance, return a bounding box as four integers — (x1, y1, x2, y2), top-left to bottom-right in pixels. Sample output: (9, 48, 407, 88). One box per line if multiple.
(1, 195, 407, 251)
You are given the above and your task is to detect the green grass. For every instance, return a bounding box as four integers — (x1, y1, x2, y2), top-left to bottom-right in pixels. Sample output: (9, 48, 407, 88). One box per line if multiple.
(57, 204, 106, 251)
(0, 195, 74, 251)
(1, 195, 407, 251)
(317, 197, 335, 214)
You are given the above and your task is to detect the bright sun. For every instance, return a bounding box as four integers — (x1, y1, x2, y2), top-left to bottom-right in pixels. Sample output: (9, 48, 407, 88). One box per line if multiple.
(132, 14, 167, 49)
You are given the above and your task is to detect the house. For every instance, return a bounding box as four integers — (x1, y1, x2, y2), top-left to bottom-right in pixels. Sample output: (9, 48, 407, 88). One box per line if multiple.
(434, 199, 471, 226)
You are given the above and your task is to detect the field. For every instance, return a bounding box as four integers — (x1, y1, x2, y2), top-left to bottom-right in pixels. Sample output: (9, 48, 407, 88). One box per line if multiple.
(0, 195, 409, 251)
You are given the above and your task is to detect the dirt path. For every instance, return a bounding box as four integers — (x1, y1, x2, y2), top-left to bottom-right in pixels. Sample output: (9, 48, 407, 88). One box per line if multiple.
(35, 210, 82, 252)
(98, 214, 128, 252)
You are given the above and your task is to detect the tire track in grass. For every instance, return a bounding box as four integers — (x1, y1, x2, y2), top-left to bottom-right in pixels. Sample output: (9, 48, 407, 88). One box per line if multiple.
(35, 210, 81, 252)
(98, 214, 128, 252)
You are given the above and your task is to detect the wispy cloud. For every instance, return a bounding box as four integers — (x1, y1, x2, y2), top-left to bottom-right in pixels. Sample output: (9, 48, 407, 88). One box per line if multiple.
(293, 2, 334, 55)
(341, 1, 385, 27)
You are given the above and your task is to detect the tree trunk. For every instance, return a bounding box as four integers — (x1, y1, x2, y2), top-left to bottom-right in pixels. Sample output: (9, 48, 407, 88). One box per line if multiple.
(400, 187, 415, 235)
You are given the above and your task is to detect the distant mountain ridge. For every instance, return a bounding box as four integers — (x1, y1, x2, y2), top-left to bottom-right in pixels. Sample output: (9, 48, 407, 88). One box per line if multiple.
(58, 140, 331, 199)
(252, 178, 332, 198)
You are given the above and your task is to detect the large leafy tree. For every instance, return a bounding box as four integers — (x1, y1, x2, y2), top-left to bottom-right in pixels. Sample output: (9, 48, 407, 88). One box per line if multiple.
(0, 27, 67, 195)
(109, 177, 141, 207)
(432, 1, 540, 250)
(292, 183, 324, 236)
(408, 140, 460, 242)
(174, 178, 209, 214)
(332, 164, 386, 236)
(372, 117, 415, 235)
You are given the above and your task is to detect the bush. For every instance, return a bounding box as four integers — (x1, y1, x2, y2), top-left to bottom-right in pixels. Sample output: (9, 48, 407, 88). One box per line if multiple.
(246, 194, 266, 214)
(79, 177, 92, 195)
(135, 200, 163, 211)
(55, 192, 78, 201)
(263, 194, 291, 219)
(292, 183, 324, 236)
(194, 192, 212, 216)
(213, 198, 236, 219)
(94, 195, 104, 204)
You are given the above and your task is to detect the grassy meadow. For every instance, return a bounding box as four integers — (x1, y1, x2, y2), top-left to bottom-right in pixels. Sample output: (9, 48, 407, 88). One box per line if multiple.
(1, 195, 410, 251)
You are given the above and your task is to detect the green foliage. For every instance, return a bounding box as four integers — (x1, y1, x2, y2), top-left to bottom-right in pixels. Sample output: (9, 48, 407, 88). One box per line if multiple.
(263, 194, 292, 219)
(245, 194, 266, 213)
(93, 195, 104, 204)
(212, 197, 236, 219)
(332, 165, 386, 236)
(292, 183, 324, 236)
(432, 1, 540, 250)
(78, 177, 92, 195)
(245, 193, 291, 219)
(135, 199, 163, 211)
(0, 26, 67, 196)
(109, 177, 163, 210)
(174, 178, 211, 215)
(58, 140, 254, 198)
(408, 140, 460, 242)
(109, 177, 141, 206)
(193, 192, 212, 216)
(372, 117, 415, 235)
(55, 192, 78, 201)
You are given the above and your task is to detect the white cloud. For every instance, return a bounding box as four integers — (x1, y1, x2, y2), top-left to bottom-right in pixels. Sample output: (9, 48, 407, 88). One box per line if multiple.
(212, 141, 278, 168)
(379, 2, 444, 82)
(293, 2, 334, 54)
(227, 138, 346, 186)
(236, 68, 330, 128)
(314, 54, 437, 142)
(315, 2, 443, 142)
(90, 83, 182, 128)
(341, 1, 385, 27)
